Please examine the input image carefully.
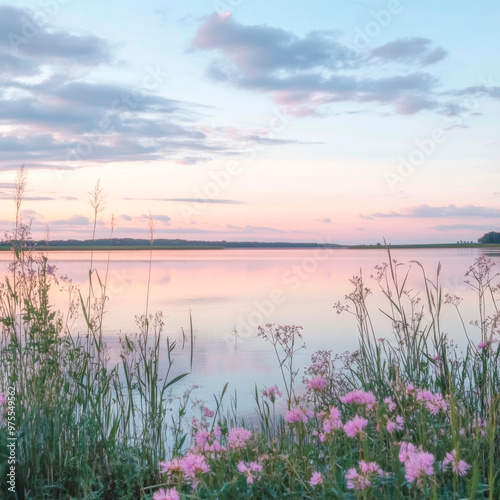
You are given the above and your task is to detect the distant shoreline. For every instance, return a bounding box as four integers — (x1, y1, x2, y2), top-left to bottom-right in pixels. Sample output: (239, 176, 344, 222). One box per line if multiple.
(0, 241, 496, 251)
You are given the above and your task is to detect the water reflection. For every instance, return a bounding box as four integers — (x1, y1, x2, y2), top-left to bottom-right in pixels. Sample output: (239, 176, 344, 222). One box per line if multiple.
(0, 247, 496, 415)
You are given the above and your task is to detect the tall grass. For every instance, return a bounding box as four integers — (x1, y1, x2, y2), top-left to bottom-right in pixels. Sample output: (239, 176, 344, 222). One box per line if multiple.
(0, 171, 191, 499)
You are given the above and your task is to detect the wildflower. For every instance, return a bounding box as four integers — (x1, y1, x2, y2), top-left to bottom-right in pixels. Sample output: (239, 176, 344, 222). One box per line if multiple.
(425, 392, 448, 415)
(398, 442, 417, 463)
(159, 457, 182, 478)
(237, 461, 263, 484)
(384, 397, 396, 412)
(193, 429, 224, 454)
(203, 406, 214, 418)
(386, 415, 404, 434)
(346, 461, 384, 491)
(228, 427, 252, 449)
(0, 393, 6, 405)
(442, 449, 471, 476)
(322, 405, 343, 435)
(284, 406, 313, 424)
(309, 471, 323, 486)
(406, 383, 416, 395)
(180, 453, 210, 487)
(416, 389, 433, 403)
(153, 488, 180, 500)
(404, 451, 435, 487)
(306, 376, 327, 391)
(478, 342, 488, 349)
(359, 461, 384, 476)
(261, 384, 282, 403)
(340, 389, 377, 409)
(344, 415, 368, 438)
(346, 468, 370, 491)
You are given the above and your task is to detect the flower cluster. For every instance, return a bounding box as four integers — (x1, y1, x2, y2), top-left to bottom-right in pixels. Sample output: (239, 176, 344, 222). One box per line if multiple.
(346, 461, 384, 491)
(237, 461, 263, 484)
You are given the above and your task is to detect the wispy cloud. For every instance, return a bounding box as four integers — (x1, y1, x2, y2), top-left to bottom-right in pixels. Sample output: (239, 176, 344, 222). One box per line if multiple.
(226, 224, 284, 233)
(431, 224, 496, 231)
(125, 197, 244, 205)
(362, 204, 500, 219)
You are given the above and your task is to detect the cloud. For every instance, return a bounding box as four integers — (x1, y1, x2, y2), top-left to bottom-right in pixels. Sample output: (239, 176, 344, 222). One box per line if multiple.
(226, 224, 284, 233)
(370, 38, 447, 66)
(0, 7, 303, 171)
(176, 156, 211, 165)
(125, 197, 244, 205)
(0, 6, 111, 77)
(363, 204, 500, 218)
(431, 224, 495, 231)
(192, 14, 445, 116)
(193, 15, 355, 76)
(315, 217, 331, 223)
(141, 213, 171, 226)
(51, 215, 90, 226)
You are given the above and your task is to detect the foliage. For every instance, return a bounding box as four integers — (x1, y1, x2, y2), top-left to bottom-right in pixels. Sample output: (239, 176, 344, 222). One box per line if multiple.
(478, 231, 500, 244)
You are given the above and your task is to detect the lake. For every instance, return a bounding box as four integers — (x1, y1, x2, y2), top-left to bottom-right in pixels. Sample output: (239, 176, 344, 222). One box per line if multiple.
(1, 247, 498, 417)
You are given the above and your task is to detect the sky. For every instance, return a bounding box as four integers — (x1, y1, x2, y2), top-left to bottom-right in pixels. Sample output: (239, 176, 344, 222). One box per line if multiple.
(0, 0, 499, 244)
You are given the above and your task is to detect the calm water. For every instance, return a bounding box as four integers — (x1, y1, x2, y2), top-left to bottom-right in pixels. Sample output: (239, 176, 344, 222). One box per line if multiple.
(2, 247, 498, 416)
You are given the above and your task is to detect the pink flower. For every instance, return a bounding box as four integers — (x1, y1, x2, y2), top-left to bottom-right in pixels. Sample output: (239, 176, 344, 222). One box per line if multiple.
(307, 376, 327, 391)
(203, 406, 214, 418)
(345, 461, 383, 491)
(425, 393, 448, 415)
(153, 488, 180, 500)
(322, 406, 343, 434)
(159, 457, 182, 478)
(343, 415, 368, 438)
(284, 406, 313, 424)
(180, 453, 210, 485)
(261, 384, 282, 402)
(416, 389, 433, 402)
(359, 461, 384, 477)
(237, 461, 263, 484)
(477, 340, 497, 350)
(405, 451, 435, 486)
(0, 393, 6, 405)
(192, 428, 224, 454)
(341, 389, 377, 409)
(346, 468, 370, 491)
(398, 442, 417, 463)
(228, 427, 252, 449)
(384, 397, 396, 412)
(442, 449, 471, 476)
(309, 471, 323, 486)
(386, 415, 404, 434)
